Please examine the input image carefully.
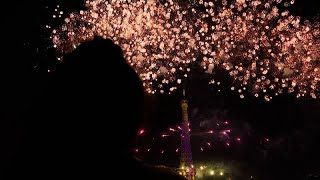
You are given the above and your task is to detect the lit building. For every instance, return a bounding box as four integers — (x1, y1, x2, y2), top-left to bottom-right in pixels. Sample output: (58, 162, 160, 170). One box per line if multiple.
(178, 89, 196, 180)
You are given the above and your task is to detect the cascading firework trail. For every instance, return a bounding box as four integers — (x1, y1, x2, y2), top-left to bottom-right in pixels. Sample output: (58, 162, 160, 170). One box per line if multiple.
(50, 0, 320, 100)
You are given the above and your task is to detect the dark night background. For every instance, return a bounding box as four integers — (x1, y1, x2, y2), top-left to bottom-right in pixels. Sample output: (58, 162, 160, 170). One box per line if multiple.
(1, 0, 320, 179)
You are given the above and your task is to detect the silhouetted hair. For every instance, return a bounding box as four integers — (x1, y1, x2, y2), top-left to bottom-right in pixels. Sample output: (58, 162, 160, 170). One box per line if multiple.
(6, 37, 186, 180)
(49, 37, 145, 142)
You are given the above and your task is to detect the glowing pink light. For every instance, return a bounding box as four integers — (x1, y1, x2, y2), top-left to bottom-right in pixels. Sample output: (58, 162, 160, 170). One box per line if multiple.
(147, 148, 151, 152)
(134, 148, 139, 153)
(236, 137, 241, 141)
(177, 126, 182, 130)
(224, 121, 229, 125)
(207, 130, 214, 134)
(176, 148, 179, 153)
(138, 129, 145, 135)
(161, 150, 165, 154)
(265, 138, 270, 142)
(200, 147, 204, 151)
(169, 128, 176, 132)
(207, 142, 211, 146)
(226, 143, 230, 147)
(162, 134, 169, 138)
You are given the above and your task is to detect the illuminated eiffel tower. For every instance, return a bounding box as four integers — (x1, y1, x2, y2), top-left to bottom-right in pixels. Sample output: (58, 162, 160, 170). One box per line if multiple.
(178, 89, 196, 180)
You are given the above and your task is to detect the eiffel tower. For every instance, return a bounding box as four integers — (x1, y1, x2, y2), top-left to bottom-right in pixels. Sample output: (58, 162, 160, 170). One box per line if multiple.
(178, 89, 196, 180)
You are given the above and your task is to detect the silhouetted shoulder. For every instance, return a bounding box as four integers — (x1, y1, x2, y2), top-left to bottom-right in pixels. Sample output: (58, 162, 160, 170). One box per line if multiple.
(141, 164, 187, 180)
(150, 166, 187, 180)
(128, 157, 186, 180)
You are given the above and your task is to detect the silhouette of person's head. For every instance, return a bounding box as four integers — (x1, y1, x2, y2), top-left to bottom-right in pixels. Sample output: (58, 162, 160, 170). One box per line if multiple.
(43, 37, 144, 159)
(7, 36, 186, 180)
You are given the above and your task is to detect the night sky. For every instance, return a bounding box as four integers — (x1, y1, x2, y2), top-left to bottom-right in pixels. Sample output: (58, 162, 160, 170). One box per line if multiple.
(1, 0, 320, 179)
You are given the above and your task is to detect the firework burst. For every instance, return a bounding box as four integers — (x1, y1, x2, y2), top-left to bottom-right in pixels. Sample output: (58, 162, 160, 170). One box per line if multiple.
(49, 0, 320, 100)
(134, 116, 243, 156)
(197, 0, 320, 100)
(51, 0, 203, 93)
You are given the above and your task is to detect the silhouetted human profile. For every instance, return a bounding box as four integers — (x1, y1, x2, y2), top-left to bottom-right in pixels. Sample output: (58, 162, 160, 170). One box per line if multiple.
(7, 37, 186, 180)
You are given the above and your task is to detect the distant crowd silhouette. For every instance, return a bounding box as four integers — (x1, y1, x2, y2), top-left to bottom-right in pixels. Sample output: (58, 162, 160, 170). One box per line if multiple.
(6, 37, 186, 179)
